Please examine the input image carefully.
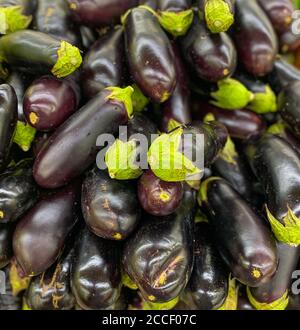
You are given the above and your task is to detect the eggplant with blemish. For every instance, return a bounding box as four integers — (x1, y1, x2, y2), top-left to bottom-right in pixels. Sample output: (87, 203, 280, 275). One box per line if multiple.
(200, 177, 278, 287)
(233, 0, 278, 76)
(0, 267, 22, 310)
(124, 6, 176, 103)
(123, 185, 196, 303)
(71, 228, 122, 310)
(180, 15, 236, 82)
(13, 181, 80, 276)
(0, 224, 13, 269)
(33, 86, 133, 189)
(82, 27, 124, 100)
(81, 169, 141, 241)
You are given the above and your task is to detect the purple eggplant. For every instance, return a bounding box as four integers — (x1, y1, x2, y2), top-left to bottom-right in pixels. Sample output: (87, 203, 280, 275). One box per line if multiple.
(0, 224, 13, 269)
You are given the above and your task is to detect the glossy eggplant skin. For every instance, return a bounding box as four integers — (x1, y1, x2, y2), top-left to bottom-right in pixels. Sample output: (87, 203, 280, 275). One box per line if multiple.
(80, 26, 98, 50)
(26, 248, 75, 310)
(13, 181, 80, 276)
(67, 0, 139, 27)
(250, 242, 300, 304)
(158, 0, 191, 11)
(0, 267, 22, 310)
(139, 0, 157, 9)
(71, 228, 122, 310)
(181, 16, 236, 82)
(233, 0, 278, 76)
(82, 169, 141, 240)
(123, 185, 196, 303)
(187, 223, 228, 310)
(82, 27, 124, 100)
(34, 0, 80, 46)
(0, 224, 13, 269)
(0, 160, 38, 224)
(124, 7, 176, 103)
(237, 286, 255, 310)
(0, 84, 17, 171)
(202, 178, 278, 287)
(33, 88, 130, 189)
(23, 76, 78, 132)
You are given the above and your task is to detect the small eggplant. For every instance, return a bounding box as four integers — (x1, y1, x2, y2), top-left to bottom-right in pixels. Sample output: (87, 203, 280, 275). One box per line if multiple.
(0, 224, 13, 269)
(13, 181, 80, 276)
(199, 177, 278, 287)
(71, 228, 122, 310)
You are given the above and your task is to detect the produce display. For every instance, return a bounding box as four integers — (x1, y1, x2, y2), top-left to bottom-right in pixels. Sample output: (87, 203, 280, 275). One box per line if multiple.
(1, 0, 300, 311)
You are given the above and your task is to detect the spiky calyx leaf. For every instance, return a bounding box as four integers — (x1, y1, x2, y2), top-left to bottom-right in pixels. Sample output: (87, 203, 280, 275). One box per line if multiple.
(267, 121, 286, 135)
(13, 120, 37, 152)
(132, 84, 149, 113)
(0, 6, 32, 34)
(219, 136, 238, 165)
(167, 118, 182, 132)
(106, 86, 134, 119)
(122, 272, 138, 290)
(198, 176, 221, 206)
(142, 296, 179, 310)
(9, 261, 30, 296)
(247, 287, 289, 310)
(248, 85, 277, 114)
(218, 276, 238, 310)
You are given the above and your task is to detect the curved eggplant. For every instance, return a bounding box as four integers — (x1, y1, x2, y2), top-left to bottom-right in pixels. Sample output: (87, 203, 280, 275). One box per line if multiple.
(0, 224, 13, 269)
(71, 228, 122, 310)
(199, 177, 278, 287)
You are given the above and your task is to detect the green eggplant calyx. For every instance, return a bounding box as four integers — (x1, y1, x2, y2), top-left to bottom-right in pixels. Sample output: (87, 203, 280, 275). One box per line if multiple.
(266, 206, 300, 246)
(122, 272, 138, 290)
(198, 176, 221, 205)
(105, 139, 143, 180)
(158, 9, 194, 37)
(9, 261, 31, 297)
(22, 298, 32, 310)
(51, 41, 82, 78)
(210, 78, 254, 110)
(203, 112, 216, 122)
(106, 86, 134, 119)
(246, 287, 289, 310)
(0, 6, 32, 34)
(218, 276, 238, 310)
(194, 208, 209, 224)
(248, 85, 277, 114)
(13, 121, 37, 152)
(219, 136, 238, 165)
(267, 121, 287, 135)
(132, 84, 149, 113)
(167, 118, 182, 132)
(142, 296, 179, 310)
(147, 127, 202, 182)
(204, 0, 234, 34)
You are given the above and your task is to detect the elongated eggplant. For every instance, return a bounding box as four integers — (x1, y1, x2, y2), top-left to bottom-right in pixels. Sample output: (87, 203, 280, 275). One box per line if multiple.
(0, 224, 13, 269)
(185, 222, 228, 310)
(13, 181, 80, 276)
(233, 0, 278, 76)
(82, 168, 141, 240)
(81, 27, 124, 100)
(246, 135, 300, 246)
(181, 15, 236, 82)
(0, 267, 22, 310)
(0, 84, 17, 170)
(67, 0, 138, 27)
(124, 6, 176, 103)
(34, 0, 80, 46)
(25, 248, 75, 310)
(0, 30, 82, 78)
(123, 185, 196, 303)
(23, 76, 78, 132)
(199, 177, 278, 287)
(71, 228, 122, 310)
(33, 86, 133, 189)
(248, 242, 300, 310)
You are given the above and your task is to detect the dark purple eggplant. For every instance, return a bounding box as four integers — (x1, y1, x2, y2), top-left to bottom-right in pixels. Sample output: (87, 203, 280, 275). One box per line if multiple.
(71, 227, 122, 310)
(123, 185, 196, 303)
(138, 170, 183, 216)
(33, 86, 133, 189)
(0, 266, 22, 310)
(79, 26, 98, 50)
(237, 286, 255, 310)
(139, 0, 157, 8)
(81, 27, 124, 100)
(0, 84, 17, 170)
(82, 168, 141, 240)
(67, 0, 139, 27)
(13, 181, 80, 276)
(248, 242, 300, 310)
(180, 15, 236, 82)
(199, 177, 278, 287)
(23, 75, 78, 132)
(124, 6, 176, 103)
(0, 224, 13, 269)
(233, 0, 278, 76)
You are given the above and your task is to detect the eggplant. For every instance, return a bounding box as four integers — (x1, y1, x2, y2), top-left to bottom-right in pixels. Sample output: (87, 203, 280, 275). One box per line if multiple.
(23, 75, 78, 132)
(71, 228, 122, 310)
(0, 267, 22, 310)
(13, 181, 80, 276)
(33, 86, 133, 189)
(246, 135, 300, 246)
(237, 286, 255, 310)
(180, 15, 237, 82)
(233, 0, 278, 76)
(199, 177, 278, 287)
(25, 248, 75, 310)
(79, 26, 98, 50)
(123, 185, 196, 303)
(0, 30, 82, 78)
(124, 6, 176, 103)
(0, 224, 13, 269)
(185, 222, 229, 310)
(139, 0, 157, 9)
(0, 159, 38, 224)
(0, 84, 17, 170)
(81, 168, 141, 240)
(81, 27, 124, 100)
(34, 0, 80, 46)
